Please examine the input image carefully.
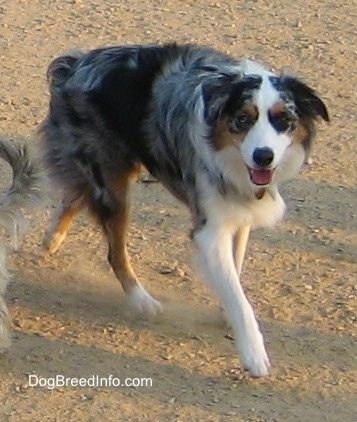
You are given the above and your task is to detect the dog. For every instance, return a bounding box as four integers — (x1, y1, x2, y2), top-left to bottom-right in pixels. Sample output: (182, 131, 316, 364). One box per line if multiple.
(0, 139, 41, 350)
(39, 44, 329, 377)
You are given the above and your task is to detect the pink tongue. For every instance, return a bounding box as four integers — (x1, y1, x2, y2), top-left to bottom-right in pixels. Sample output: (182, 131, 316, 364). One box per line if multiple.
(250, 169, 273, 185)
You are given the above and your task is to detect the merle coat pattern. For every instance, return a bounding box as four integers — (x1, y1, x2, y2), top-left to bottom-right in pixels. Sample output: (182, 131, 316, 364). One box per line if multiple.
(40, 44, 329, 377)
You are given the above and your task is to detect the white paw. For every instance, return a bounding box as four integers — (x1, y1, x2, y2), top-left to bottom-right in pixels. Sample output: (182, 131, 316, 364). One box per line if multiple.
(128, 284, 163, 316)
(240, 331, 271, 377)
(242, 349, 271, 377)
(43, 231, 66, 254)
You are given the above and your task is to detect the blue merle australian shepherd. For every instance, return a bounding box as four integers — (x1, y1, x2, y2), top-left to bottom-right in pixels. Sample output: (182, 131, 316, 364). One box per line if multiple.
(40, 44, 329, 377)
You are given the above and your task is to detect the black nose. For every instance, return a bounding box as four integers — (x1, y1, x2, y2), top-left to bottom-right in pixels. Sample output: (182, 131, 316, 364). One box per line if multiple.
(253, 147, 274, 167)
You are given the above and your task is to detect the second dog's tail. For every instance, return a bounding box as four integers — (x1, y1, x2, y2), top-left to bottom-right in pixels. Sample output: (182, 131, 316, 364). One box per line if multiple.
(0, 139, 42, 237)
(0, 139, 42, 350)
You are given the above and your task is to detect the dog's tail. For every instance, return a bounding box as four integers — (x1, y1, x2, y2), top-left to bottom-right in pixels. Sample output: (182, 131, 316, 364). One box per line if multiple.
(0, 139, 42, 237)
(0, 139, 42, 350)
(46, 51, 84, 87)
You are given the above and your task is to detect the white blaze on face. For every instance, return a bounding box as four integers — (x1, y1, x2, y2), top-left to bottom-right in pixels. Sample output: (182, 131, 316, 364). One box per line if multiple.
(240, 74, 292, 171)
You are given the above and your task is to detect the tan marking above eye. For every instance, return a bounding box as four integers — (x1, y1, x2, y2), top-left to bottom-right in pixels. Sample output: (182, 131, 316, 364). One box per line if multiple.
(269, 101, 288, 116)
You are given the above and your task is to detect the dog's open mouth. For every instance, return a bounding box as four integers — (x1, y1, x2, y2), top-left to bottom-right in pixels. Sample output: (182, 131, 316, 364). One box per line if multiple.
(248, 168, 275, 186)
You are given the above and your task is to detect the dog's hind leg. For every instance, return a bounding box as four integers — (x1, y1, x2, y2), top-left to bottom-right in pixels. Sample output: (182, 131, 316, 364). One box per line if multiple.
(233, 225, 251, 277)
(43, 194, 84, 254)
(98, 170, 162, 316)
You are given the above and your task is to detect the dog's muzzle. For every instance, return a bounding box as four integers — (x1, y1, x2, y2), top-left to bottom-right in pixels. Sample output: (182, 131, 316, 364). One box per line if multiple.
(249, 147, 275, 185)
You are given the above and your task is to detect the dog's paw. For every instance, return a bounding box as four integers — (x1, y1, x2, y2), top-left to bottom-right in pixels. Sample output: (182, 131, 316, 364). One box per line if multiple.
(242, 349, 271, 377)
(43, 231, 66, 254)
(240, 332, 271, 377)
(128, 284, 163, 316)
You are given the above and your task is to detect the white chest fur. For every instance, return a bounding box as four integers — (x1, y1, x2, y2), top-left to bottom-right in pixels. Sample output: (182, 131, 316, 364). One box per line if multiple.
(200, 182, 286, 232)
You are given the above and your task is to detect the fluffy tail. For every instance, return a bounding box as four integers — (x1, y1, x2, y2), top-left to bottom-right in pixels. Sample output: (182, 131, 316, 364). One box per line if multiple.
(0, 139, 42, 349)
(0, 139, 42, 236)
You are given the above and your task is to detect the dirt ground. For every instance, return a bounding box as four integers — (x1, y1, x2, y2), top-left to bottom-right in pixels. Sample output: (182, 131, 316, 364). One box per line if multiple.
(0, 0, 356, 421)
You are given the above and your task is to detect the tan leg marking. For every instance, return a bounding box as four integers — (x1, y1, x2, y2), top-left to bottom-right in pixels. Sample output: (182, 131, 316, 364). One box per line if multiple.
(43, 195, 83, 254)
(100, 168, 162, 315)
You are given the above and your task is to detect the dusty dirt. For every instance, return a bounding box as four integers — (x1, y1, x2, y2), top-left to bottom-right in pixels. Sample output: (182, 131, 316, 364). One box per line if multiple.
(0, 0, 356, 421)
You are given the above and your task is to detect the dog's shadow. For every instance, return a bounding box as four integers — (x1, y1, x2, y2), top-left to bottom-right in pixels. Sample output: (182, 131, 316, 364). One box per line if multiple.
(0, 218, 356, 418)
(2, 271, 356, 419)
(5, 259, 357, 370)
(1, 177, 356, 418)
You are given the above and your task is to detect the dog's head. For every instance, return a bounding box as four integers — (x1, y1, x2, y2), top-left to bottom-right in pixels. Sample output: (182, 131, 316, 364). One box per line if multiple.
(202, 62, 329, 192)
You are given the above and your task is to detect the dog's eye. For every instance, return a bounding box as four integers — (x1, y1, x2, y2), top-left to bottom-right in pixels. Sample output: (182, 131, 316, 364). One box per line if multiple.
(228, 114, 254, 133)
(269, 112, 295, 133)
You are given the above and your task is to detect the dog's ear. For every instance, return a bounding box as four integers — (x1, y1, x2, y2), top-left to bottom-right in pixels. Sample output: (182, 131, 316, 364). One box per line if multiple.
(201, 73, 238, 125)
(283, 77, 330, 122)
(201, 74, 262, 125)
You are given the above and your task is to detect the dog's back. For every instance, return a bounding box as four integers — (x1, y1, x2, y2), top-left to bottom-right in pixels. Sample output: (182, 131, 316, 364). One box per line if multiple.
(40, 45, 179, 205)
(39, 44, 243, 208)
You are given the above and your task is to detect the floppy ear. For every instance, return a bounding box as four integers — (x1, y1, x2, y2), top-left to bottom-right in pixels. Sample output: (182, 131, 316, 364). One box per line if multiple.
(201, 73, 238, 125)
(283, 77, 330, 122)
(201, 73, 262, 124)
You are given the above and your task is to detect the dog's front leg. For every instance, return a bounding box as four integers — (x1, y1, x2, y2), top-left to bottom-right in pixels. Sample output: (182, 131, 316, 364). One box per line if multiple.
(233, 225, 251, 276)
(194, 224, 270, 377)
(220, 225, 251, 325)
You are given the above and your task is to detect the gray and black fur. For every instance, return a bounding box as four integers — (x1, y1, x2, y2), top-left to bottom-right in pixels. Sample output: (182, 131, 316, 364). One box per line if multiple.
(40, 44, 328, 376)
(40, 44, 327, 216)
